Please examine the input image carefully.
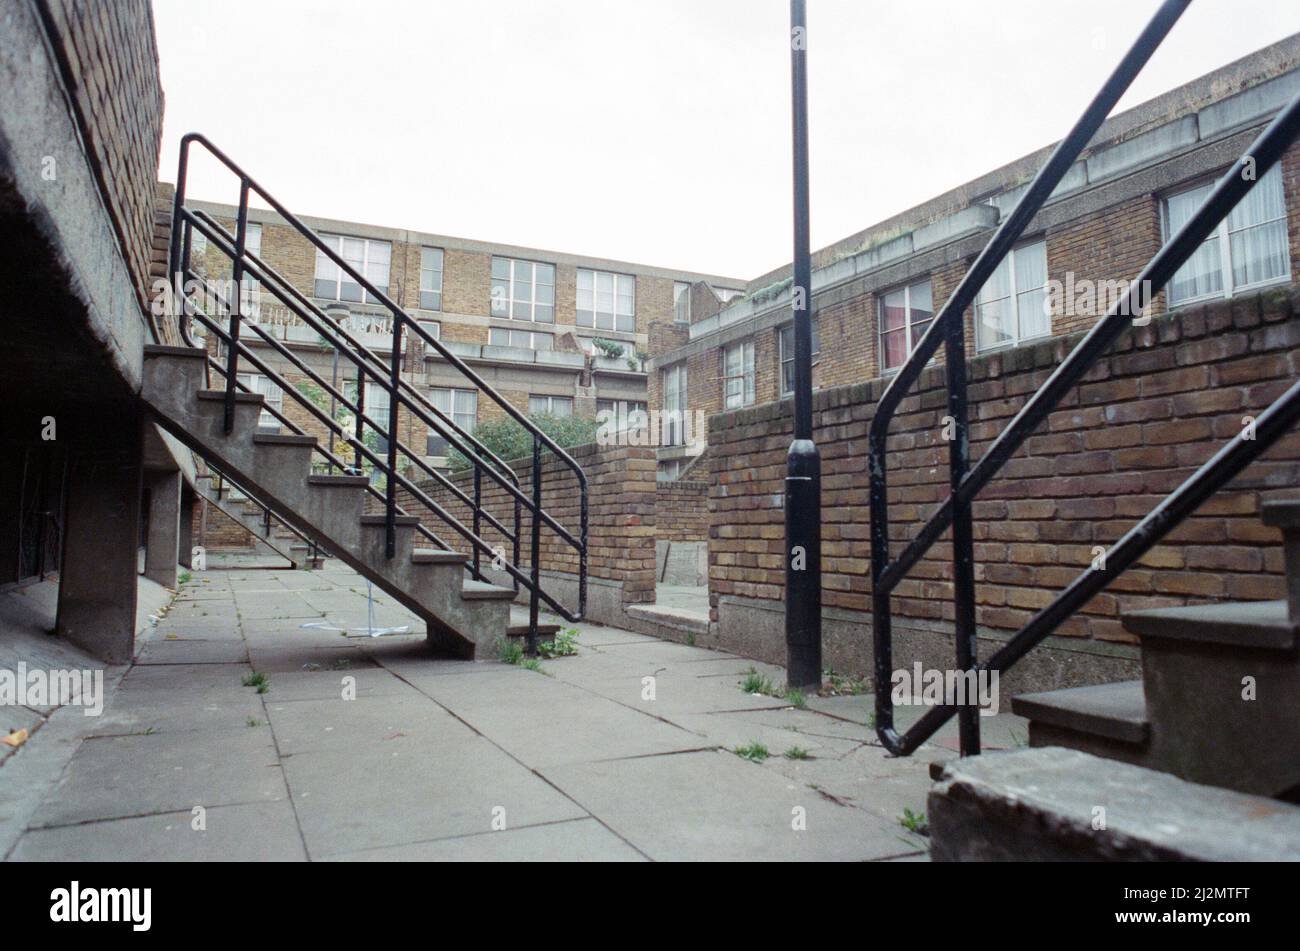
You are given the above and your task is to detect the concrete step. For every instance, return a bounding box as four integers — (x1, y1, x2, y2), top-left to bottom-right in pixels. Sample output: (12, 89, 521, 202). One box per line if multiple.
(1016, 598, 1300, 797)
(197, 389, 264, 405)
(252, 433, 317, 448)
(1012, 680, 1149, 747)
(412, 548, 470, 565)
(929, 747, 1300, 861)
(144, 344, 207, 360)
(307, 474, 369, 488)
(505, 622, 562, 638)
(461, 580, 516, 601)
(1122, 599, 1298, 651)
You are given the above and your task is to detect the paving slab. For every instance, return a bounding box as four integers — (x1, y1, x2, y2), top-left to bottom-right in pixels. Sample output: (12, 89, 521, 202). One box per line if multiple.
(264, 692, 470, 756)
(10, 800, 306, 862)
(117, 662, 253, 693)
(30, 728, 288, 827)
(321, 818, 645, 862)
(88, 687, 266, 737)
(283, 739, 588, 857)
(410, 666, 707, 768)
(541, 749, 909, 861)
(135, 639, 250, 665)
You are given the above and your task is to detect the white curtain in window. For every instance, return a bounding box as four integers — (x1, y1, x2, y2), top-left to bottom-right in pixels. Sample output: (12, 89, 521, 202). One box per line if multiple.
(1167, 182, 1223, 303)
(1015, 242, 1049, 340)
(1228, 165, 1288, 289)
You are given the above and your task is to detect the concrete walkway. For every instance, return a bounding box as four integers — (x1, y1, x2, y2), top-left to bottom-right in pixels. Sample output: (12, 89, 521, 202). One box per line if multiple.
(2, 562, 1026, 861)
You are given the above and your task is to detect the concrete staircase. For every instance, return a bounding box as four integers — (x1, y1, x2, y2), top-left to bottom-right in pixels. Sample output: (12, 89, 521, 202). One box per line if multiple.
(193, 471, 299, 566)
(1012, 500, 1300, 800)
(142, 344, 514, 657)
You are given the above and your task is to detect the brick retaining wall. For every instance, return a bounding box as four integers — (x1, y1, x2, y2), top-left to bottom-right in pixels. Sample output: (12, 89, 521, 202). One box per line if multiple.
(707, 286, 1300, 688)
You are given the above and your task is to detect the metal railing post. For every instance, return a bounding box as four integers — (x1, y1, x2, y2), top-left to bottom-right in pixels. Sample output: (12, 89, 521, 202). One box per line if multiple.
(784, 0, 821, 691)
(354, 364, 366, 475)
(473, 465, 483, 580)
(223, 179, 250, 435)
(384, 315, 403, 559)
(945, 309, 979, 755)
(528, 436, 543, 656)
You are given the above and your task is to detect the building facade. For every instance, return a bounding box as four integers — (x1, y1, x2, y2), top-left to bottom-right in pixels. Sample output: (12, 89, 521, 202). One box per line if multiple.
(650, 37, 1300, 481)
(183, 200, 744, 472)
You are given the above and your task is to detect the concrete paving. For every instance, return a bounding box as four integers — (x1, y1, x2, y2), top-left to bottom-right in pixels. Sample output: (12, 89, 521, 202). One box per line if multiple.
(1, 560, 1026, 861)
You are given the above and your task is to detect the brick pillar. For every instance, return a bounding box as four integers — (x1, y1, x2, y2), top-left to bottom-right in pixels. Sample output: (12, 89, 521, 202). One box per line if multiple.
(55, 420, 144, 664)
(143, 469, 181, 586)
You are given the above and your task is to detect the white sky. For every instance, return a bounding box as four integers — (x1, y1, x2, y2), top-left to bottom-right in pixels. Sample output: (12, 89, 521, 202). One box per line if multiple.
(153, 0, 1300, 281)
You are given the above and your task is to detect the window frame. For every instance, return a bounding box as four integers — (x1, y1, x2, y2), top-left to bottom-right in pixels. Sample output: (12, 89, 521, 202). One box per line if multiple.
(662, 362, 688, 446)
(528, 394, 573, 417)
(1161, 165, 1292, 308)
(878, 278, 934, 374)
(974, 238, 1049, 353)
(419, 247, 444, 311)
(426, 387, 478, 457)
(489, 327, 554, 350)
(779, 317, 821, 397)
(577, 268, 636, 332)
(673, 282, 691, 324)
(491, 256, 555, 323)
(723, 338, 756, 409)
(313, 233, 391, 304)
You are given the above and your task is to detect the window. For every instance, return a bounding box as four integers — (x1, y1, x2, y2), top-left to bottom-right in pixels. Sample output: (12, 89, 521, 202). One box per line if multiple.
(714, 286, 744, 304)
(662, 362, 688, 446)
(491, 257, 554, 322)
(427, 387, 477, 456)
(420, 247, 443, 311)
(240, 223, 263, 319)
(879, 279, 934, 372)
(489, 327, 553, 350)
(236, 372, 282, 431)
(1164, 164, 1290, 306)
(658, 459, 687, 482)
(577, 269, 635, 331)
(529, 395, 573, 417)
(779, 318, 821, 396)
(597, 399, 648, 431)
(673, 282, 691, 323)
(975, 240, 1048, 352)
(314, 234, 391, 303)
(364, 382, 392, 454)
(723, 339, 756, 409)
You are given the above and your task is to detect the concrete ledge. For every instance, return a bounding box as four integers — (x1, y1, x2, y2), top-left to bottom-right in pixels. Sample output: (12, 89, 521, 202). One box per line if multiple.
(715, 594, 1140, 695)
(929, 746, 1300, 861)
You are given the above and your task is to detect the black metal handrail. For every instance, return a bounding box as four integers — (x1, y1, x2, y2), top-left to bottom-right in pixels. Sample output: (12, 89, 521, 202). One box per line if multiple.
(168, 134, 588, 645)
(868, 0, 1300, 756)
(180, 230, 589, 621)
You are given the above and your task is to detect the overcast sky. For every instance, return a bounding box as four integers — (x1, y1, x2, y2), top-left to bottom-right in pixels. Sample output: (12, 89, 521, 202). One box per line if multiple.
(153, 0, 1300, 280)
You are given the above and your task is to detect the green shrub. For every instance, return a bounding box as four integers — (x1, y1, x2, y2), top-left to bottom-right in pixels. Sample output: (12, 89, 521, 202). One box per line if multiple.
(448, 413, 599, 471)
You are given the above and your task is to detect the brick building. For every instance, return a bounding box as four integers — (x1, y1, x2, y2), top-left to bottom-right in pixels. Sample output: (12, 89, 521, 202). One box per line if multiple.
(184, 199, 744, 472)
(650, 36, 1300, 482)
(649, 36, 1300, 686)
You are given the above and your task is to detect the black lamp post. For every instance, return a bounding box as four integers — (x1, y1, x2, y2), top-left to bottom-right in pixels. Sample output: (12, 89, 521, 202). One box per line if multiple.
(784, 0, 821, 691)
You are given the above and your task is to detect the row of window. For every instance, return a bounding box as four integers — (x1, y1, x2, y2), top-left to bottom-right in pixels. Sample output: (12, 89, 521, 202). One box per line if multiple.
(304, 238, 743, 333)
(675, 164, 1291, 413)
(233, 374, 641, 458)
